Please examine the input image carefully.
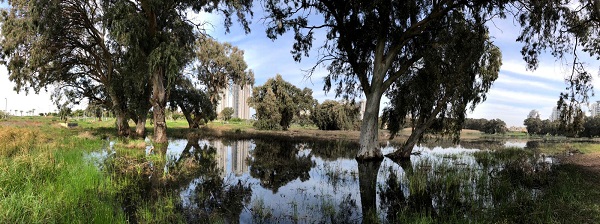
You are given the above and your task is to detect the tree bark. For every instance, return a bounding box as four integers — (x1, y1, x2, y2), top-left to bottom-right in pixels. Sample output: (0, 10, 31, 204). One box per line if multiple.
(151, 68, 168, 143)
(387, 126, 427, 160)
(108, 88, 130, 137)
(114, 110, 130, 137)
(356, 90, 384, 161)
(135, 115, 147, 138)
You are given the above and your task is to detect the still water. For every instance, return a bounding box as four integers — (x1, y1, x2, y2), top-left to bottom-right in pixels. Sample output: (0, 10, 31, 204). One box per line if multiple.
(156, 139, 553, 223)
(93, 138, 554, 223)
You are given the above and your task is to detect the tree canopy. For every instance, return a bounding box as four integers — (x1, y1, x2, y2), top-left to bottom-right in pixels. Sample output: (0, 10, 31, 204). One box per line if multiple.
(311, 100, 360, 131)
(248, 74, 315, 130)
(0, 0, 253, 141)
(380, 9, 501, 158)
(263, 0, 508, 160)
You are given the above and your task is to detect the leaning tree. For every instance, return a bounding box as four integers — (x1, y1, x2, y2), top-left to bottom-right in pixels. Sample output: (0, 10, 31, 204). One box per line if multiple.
(383, 9, 501, 159)
(263, 0, 509, 160)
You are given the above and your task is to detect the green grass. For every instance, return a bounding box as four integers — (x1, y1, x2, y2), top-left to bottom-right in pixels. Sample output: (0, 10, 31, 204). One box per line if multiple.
(536, 142, 600, 154)
(0, 125, 125, 223)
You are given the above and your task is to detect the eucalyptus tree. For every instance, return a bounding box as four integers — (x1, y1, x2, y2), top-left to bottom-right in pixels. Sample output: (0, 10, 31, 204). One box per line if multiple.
(383, 11, 501, 159)
(0, 0, 134, 136)
(195, 36, 255, 106)
(169, 36, 254, 129)
(514, 0, 600, 133)
(169, 77, 216, 128)
(248, 74, 315, 130)
(263, 0, 506, 160)
(103, 0, 253, 143)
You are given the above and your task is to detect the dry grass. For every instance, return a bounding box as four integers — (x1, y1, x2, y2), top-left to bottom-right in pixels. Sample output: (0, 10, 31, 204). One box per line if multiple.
(0, 126, 48, 157)
(115, 139, 148, 149)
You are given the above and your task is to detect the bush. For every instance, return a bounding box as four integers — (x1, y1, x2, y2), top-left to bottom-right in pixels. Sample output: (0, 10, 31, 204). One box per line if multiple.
(311, 100, 360, 130)
(253, 119, 282, 130)
(230, 117, 243, 123)
(220, 107, 234, 121)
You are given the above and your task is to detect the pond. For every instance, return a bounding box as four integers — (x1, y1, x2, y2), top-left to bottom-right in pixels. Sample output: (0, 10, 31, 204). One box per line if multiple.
(94, 138, 556, 223)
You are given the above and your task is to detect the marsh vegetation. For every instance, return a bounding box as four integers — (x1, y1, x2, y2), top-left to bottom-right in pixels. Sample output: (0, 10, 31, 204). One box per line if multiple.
(1, 117, 600, 223)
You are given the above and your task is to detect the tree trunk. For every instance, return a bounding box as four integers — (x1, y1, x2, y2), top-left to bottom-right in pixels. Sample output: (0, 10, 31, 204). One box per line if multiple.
(387, 126, 427, 160)
(151, 68, 168, 143)
(181, 109, 198, 129)
(358, 160, 382, 223)
(108, 89, 130, 137)
(114, 110, 130, 137)
(387, 97, 447, 160)
(356, 90, 384, 161)
(135, 115, 147, 138)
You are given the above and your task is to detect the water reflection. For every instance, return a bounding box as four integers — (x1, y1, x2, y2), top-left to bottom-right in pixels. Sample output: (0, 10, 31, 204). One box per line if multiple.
(100, 138, 558, 223)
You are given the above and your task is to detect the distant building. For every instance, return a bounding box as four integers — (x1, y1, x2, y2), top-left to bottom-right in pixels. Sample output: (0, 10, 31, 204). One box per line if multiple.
(359, 99, 366, 120)
(549, 107, 561, 122)
(216, 83, 252, 120)
(527, 110, 541, 119)
(590, 101, 600, 117)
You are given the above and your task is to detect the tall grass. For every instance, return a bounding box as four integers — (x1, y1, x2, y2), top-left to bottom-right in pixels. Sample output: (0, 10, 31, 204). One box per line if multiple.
(0, 125, 125, 223)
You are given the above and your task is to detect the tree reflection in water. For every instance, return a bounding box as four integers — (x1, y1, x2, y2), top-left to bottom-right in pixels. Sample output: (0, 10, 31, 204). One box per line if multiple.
(104, 137, 557, 223)
(248, 139, 315, 193)
(171, 138, 252, 223)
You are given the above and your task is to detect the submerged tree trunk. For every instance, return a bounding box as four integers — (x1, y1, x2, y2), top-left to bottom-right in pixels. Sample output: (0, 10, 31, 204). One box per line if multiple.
(387, 126, 427, 160)
(151, 68, 168, 143)
(356, 90, 384, 161)
(387, 98, 446, 160)
(358, 160, 382, 223)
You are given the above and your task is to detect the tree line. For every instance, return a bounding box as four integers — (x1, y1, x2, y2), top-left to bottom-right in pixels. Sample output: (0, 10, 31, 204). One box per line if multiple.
(463, 118, 508, 135)
(2, 0, 599, 160)
(523, 115, 600, 138)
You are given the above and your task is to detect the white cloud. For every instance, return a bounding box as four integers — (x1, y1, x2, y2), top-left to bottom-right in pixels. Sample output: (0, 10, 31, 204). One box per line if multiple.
(495, 73, 562, 92)
(486, 88, 559, 106)
(501, 59, 567, 82)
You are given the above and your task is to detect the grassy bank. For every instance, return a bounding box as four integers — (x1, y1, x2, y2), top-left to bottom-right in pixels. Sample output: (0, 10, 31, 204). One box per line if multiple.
(0, 122, 124, 223)
(0, 117, 184, 223)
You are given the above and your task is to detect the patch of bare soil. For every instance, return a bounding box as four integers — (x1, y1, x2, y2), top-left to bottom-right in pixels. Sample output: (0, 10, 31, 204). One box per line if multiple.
(561, 152, 600, 173)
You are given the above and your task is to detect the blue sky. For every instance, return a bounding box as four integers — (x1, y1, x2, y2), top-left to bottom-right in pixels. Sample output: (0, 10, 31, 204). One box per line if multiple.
(0, 6, 598, 127)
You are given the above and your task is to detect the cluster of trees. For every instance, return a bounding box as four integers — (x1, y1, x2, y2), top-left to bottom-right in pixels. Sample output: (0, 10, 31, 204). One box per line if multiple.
(249, 75, 363, 131)
(311, 100, 361, 131)
(523, 117, 562, 136)
(463, 118, 508, 135)
(263, 0, 600, 161)
(3, 0, 600, 160)
(0, 0, 253, 142)
(248, 74, 315, 130)
(523, 115, 600, 138)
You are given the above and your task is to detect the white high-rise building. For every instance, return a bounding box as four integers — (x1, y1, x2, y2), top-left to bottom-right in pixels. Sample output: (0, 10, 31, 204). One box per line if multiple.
(359, 99, 366, 120)
(216, 83, 252, 120)
(590, 101, 600, 117)
(550, 107, 561, 122)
